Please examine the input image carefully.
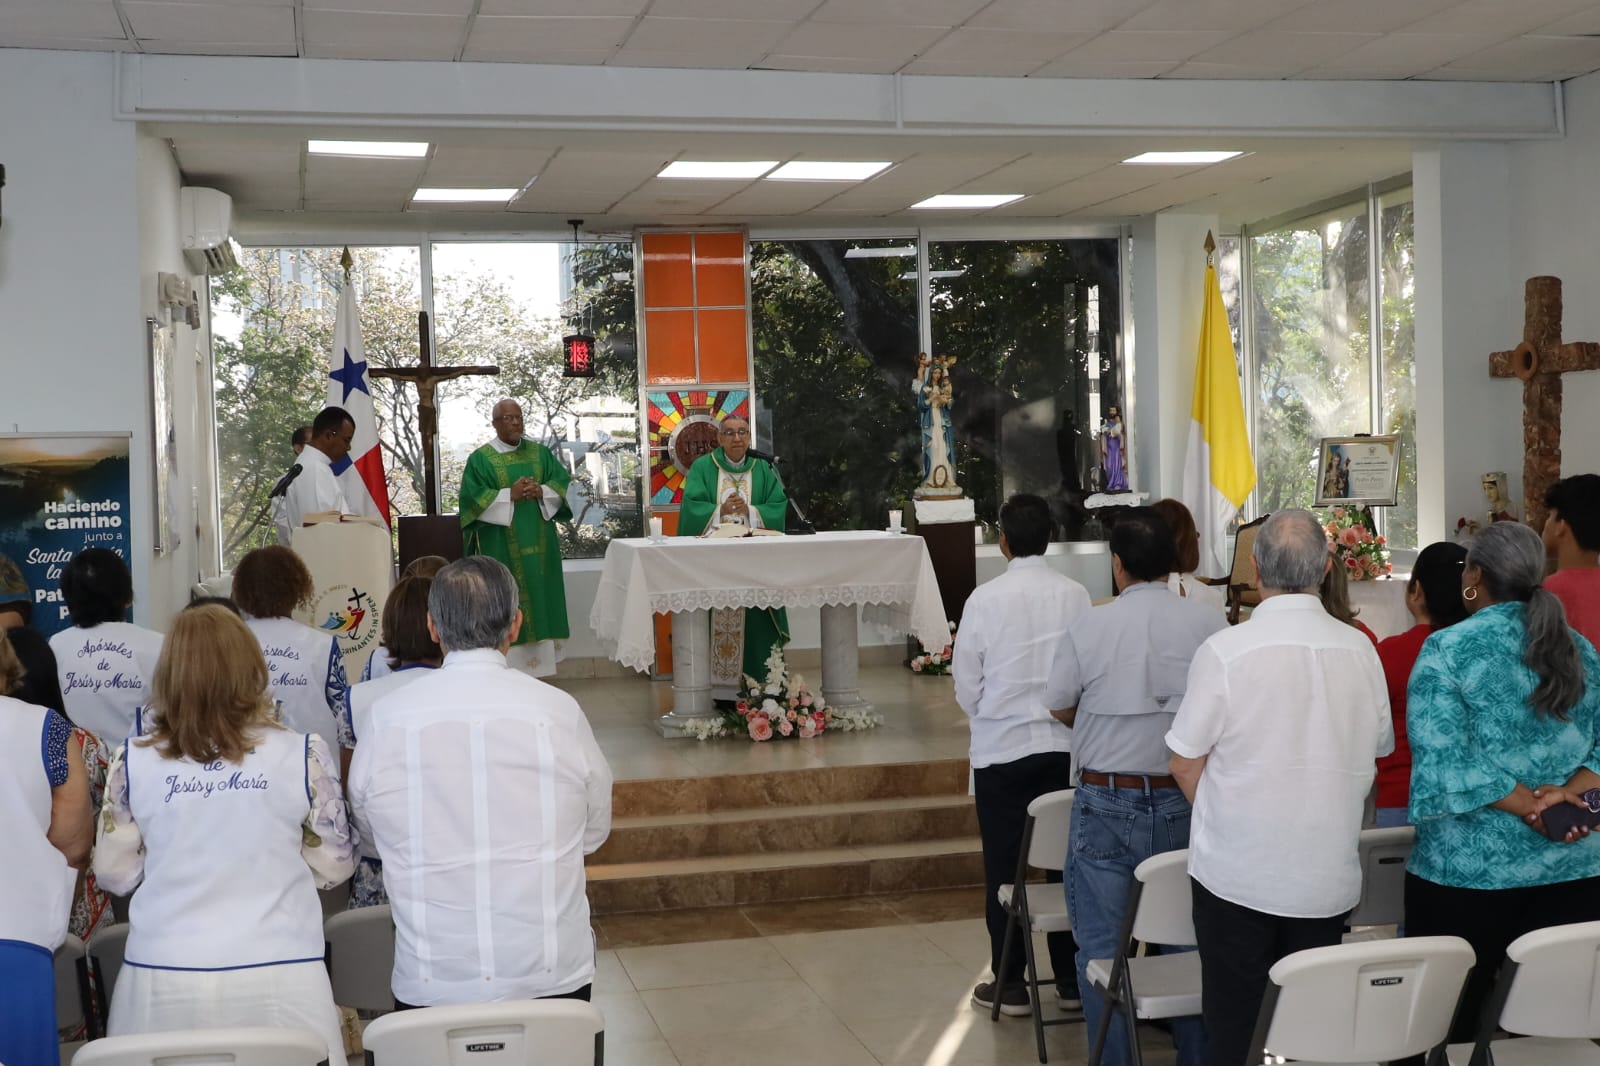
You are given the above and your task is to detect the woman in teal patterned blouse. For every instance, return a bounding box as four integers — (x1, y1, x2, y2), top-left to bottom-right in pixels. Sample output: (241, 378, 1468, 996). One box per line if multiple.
(1404, 520, 1600, 1043)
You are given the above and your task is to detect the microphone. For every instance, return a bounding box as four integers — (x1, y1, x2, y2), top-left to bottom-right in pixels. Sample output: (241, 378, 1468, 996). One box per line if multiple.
(269, 463, 303, 499)
(746, 448, 778, 464)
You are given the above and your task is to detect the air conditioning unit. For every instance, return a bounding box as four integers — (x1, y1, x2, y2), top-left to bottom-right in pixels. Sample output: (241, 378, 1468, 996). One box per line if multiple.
(180, 186, 239, 274)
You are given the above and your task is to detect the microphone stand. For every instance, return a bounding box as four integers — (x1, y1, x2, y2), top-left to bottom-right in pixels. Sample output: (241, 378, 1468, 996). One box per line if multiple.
(769, 455, 815, 535)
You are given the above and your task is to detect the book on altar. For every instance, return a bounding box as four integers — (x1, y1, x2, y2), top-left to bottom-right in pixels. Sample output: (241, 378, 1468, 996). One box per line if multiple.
(301, 511, 387, 528)
(703, 525, 784, 539)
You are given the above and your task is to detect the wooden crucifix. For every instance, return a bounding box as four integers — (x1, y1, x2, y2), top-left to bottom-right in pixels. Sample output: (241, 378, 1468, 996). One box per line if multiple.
(370, 310, 499, 515)
(1489, 275, 1600, 531)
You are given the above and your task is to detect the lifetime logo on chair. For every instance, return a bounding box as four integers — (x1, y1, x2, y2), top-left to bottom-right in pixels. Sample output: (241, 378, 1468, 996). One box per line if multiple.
(1369, 977, 1404, 986)
(465, 1043, 507, 1053)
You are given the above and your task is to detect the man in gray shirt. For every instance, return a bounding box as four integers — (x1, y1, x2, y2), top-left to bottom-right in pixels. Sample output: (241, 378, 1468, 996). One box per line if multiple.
(1044, 506, 1225, 1066)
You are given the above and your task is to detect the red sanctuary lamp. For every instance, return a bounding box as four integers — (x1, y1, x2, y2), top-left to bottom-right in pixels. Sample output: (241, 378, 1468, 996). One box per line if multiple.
(563, 333, 596, 378)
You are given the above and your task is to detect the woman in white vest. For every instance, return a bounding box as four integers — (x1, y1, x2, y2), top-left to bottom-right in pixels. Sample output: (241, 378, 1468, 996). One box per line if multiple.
(47, 548, 164, 743)
(345, 575, 442, 908)
(93, 604, 356, 1060)
(231, 545, 350, 762)
(0, 630, 94, 1066)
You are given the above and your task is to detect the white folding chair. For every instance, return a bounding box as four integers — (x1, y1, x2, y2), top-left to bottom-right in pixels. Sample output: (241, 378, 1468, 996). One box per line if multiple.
(1251, 936, 1475, 1065)
(361, 1001, 606, 1066)
(991, 788, 1078, 1064)
(71, 1027, 331, 1065)
(1447, 920, 1600, 1066)
(55, 933, 89, 1033)
(324, 903, 396, 1013)
(1346, 825, 1415, 930)
(86, 923, 130, 1037)
(1085, 848, 1203, 1066)
(318, 882, 352, 921)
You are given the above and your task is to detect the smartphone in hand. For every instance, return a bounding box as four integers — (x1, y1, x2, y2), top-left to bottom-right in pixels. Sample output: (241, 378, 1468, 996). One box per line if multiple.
(1540, 788, 1600, 841)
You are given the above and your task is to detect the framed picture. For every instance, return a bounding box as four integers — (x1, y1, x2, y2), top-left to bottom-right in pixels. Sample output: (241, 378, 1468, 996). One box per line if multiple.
(1313, 434, 1401, 507)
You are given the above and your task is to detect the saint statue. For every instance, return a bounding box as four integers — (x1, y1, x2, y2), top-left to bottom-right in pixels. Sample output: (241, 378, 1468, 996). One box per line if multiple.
(1099, 405, 1129, 492)
(914, 353, 961, 497)
(1483, 471, 1517, 524)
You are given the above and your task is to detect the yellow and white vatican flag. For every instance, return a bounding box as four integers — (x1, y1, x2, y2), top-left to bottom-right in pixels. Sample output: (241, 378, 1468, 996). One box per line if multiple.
(1181, 238, 1255, 578)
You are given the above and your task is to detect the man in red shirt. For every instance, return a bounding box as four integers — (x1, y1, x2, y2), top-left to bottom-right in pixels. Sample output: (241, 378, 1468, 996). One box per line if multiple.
(1543, 474, 1600, 648)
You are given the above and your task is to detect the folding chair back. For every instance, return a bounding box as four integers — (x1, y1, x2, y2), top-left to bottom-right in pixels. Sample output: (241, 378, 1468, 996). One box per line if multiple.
(1347, 825, 1415, 927)
(88, 922, 130, 1028)
(71, 1026, 332, 1065)
(1496, 920, 1600, 1039)
(1128, 849, 1195, 947)
(1254, 936, 1474, 1064)
(1023, 789, 1074, 873)
(324, 903, 396, 1013)
(55, 933, 87, 1030)
(362, 1001, 605, 1066)
(319, 882, 352, 920)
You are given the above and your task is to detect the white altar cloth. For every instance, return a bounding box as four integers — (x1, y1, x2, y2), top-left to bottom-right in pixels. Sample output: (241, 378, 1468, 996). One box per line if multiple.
(1349, 573, 1411, 642)
(591, 530, 950, 673)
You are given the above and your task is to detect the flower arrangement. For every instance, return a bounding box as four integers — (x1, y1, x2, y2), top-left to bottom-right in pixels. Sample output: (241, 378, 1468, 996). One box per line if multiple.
(1322, 506, 1392, 581)
(909, 621, 957, 675)
(678, 647, 883, 741)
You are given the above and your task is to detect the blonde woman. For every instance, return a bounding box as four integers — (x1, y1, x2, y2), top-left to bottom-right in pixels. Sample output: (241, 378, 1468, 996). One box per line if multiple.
(93, 605, 355, 1061)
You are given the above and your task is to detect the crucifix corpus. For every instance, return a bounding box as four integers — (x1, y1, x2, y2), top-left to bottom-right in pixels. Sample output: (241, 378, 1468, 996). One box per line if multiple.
(1489, 275, 1600, 531)
(370, 309, 499, 515)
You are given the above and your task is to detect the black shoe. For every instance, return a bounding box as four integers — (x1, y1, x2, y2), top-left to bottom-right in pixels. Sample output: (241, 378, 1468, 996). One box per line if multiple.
(972, 981, 1031, 1017)
(1056, 986, 1082, 1010)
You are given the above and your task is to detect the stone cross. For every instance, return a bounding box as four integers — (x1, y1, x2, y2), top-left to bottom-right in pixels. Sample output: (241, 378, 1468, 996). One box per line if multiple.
(1489, 276, 1600, 531)
(371, 310, 499, 515)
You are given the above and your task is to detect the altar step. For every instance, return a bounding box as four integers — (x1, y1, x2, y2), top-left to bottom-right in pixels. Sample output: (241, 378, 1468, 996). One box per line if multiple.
(587, 758, 981, 916)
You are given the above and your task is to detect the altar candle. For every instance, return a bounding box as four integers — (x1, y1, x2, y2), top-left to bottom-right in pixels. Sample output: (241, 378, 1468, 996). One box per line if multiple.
(649, 516, 664, 540)
(888, 509, 903, 531)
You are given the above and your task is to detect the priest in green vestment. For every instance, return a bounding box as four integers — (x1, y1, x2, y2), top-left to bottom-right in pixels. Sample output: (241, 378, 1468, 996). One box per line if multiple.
(677, 416, 791, 684)
(459, 399, 572, 676)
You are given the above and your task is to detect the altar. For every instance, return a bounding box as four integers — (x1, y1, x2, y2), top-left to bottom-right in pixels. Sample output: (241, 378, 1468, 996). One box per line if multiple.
(590, 530, 950, 735)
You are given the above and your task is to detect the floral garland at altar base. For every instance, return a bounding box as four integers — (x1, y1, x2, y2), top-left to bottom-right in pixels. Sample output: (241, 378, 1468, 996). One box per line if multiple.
(909, 620, 957, 675)
(1322, 506, 1393, 581)
(678, 648, 883, 742)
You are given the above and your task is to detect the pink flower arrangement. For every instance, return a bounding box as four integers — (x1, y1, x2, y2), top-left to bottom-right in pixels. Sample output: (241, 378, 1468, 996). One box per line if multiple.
(1322, 507, 1393, 582)
(909, 621, 958, 675)
(726, 660, 831, 742)
(748, 716, 773, 741)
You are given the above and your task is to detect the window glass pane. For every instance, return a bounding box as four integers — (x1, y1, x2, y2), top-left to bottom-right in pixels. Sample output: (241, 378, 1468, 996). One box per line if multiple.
(212, 246, 420, 568)
(430, 242, 641, 558)
(929, 238, 1124, 540)
(1379, 192, 1417, 548)
(1249, 206, 1371, 515)
(749, 238, 921, 532)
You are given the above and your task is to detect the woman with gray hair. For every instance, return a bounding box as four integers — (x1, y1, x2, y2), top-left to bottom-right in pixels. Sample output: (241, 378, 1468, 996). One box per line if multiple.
(1403, 519, 1600, 1045)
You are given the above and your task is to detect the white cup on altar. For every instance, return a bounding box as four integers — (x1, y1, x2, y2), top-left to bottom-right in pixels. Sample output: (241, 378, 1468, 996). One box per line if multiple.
(888, 509, 903, 533)
(648, 516, 664, 542)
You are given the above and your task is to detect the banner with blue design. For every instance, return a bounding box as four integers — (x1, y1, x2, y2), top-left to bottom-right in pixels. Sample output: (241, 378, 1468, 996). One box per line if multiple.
(0, 433, 133, 638)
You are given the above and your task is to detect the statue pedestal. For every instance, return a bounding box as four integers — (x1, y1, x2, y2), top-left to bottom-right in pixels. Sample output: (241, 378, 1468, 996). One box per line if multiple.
(913, 497, 976, 632)
(397, 514, 463, 574)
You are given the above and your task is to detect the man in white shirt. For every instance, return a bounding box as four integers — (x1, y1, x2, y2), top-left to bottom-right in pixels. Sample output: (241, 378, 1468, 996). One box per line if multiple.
(1167, 509, 1392, 1066)
(277, 407, 353, 544)
(267, 425, 312, 546)
(954, 493, 1092, 1017)
(347, 555, 612, 1008)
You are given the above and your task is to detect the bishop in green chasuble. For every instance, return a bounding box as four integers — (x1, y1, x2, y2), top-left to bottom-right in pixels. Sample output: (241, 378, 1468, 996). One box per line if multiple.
(460, 400, 572, 674)
(677, 416, 790, 684)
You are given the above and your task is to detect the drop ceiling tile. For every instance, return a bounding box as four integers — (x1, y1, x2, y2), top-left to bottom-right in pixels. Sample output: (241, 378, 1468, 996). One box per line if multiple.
(806, 0, 991, 26)
(302, 10, 466, 60)
(0, 34, 133, 49)
(1161, 61, 1303, 77)
(609, 179, 759, 214)
(1426, 34, 1600, 79)
(755, 53, 913, 73)
(1396, 0, 1596, 36)
(1118, 0, 1317, 33)
(1293, 64, 1428, 78)
(955, 155, 1122, 192)
(966, 0, 1160, 33)
(305, 155, 429, 195)
(619, 15, 793, 52)
(1322, 31, 1500, 70)
(175, 142, 301, 181)
(1030, 57, 1179, 76)
(305, 0, 477, 12)
(123, 2, 294, 44)
(506, 189, 627, 213)
(528, 148, 671, 195)
(423, 145, 554, 184)
(1053, 29, 1235, 63)
(464, 44, 615, 61)
(699, 181, 852, 215)
(0, 1, 126, 38)
(899, 57, 1053, 75)
(770, 20, 949, 62)
(649, 0, 817, 17)
(1188, 29, 1379, 66)
(608, 48, 766, 68)
(1534, 7, 1600, 35)
(909, 27, 1098, 63)
(140, 38, 297, 54)
(1265, 0, 1459, 33)
(479, 0, 648, 12)
(463, 15, 634, 54)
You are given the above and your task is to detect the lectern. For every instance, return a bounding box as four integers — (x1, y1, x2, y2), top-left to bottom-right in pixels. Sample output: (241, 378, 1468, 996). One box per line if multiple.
(290, 521, 393, 681)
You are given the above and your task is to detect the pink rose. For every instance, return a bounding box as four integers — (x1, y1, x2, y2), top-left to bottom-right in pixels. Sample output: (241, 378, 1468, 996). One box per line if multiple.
(1338, 527, 1361, 547)
(777, 717, 794, 736)
(799, 695, 812, 708)
(911, 659, 923, 672)
(1384, 562, 1394, 574)
(1344, 556, 1362, 572)
(786, 709, 797, 721)
(1333, 507, 1346, 518)
(748, 717, 773, 741)
(798, 716, 817, 738)
(736, 700, 748, 713)
(1376, 536, 1387, 546)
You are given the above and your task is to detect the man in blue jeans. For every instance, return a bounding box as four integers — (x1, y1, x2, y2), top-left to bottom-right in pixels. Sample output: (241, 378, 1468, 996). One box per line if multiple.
(1045, 507, 1226, 1066)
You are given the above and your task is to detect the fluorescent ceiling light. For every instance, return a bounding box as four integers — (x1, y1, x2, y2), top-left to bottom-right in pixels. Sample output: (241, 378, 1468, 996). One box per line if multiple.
(900, 269, 966, 280)
(412, 187, 520, 203)
(308, 139, 429, 159)
(766, 161, 892, 182)
(1122, 151, 1242, 165)
(910, 194, 1024, 210)
(658, 160, 778, 180)
(844, 245, 916, 259)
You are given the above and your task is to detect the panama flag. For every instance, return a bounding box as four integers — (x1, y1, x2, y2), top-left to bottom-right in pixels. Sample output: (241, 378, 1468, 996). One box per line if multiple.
(1181, 252, 1256, 578)
(327, 281, 392, 527)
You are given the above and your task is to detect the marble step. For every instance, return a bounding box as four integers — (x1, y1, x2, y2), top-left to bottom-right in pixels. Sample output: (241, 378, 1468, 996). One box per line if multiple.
(589, 794, 978, 865)
(611, 757, 969, 818)
(586, 837, 984, 916)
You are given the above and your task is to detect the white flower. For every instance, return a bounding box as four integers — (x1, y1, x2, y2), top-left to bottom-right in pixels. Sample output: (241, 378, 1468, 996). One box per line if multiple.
(761, 698, 781, 716)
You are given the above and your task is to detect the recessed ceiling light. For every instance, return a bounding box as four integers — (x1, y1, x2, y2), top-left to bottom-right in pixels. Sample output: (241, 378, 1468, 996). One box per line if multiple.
(910, 194, 1024, 210)
(658, 161, 779, 180)
(767, 161, 892, 182)
(412, 188, 520, 203)
(308, 139, 430, 159)
(843, 245, 916, 259)
(1122, 151, 1243, 165)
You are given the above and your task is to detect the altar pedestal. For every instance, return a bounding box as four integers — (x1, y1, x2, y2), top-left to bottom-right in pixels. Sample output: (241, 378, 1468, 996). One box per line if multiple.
(397, 514, 463, 573)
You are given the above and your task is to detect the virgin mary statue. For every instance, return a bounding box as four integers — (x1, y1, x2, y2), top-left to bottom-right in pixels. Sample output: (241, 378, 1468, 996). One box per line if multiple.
(914, 353, 961, 497)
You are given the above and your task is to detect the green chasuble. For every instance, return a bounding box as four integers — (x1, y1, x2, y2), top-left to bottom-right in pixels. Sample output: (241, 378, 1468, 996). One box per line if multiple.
(460, 439, 573, 646)
(677, 448, 790, 682)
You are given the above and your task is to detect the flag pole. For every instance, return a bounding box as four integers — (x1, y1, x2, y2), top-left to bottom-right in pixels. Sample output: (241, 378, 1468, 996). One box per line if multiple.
(340, 245, 353, 281)
(1204, 229, 1216, 265)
